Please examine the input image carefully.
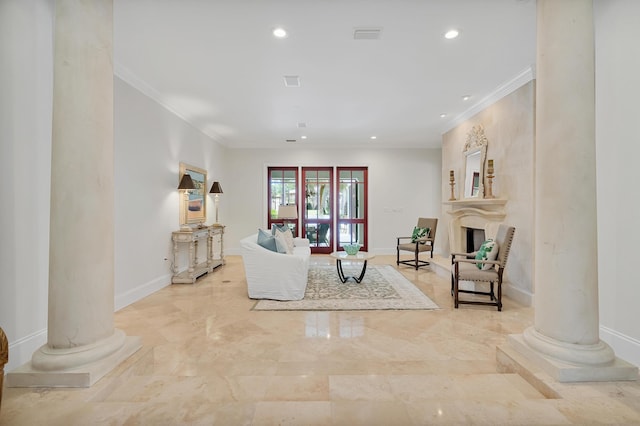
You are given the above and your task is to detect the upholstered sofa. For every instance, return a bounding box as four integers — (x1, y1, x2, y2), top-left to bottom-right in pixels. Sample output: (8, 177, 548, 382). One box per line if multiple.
(240, 233, 311, 300)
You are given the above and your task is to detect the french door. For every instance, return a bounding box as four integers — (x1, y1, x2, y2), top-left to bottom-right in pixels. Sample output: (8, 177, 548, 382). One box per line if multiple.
(302, 167, 333, 254)
(267, 167, 299, 236)
(266, 166, 368, 252)
(336, 168, 368, 252)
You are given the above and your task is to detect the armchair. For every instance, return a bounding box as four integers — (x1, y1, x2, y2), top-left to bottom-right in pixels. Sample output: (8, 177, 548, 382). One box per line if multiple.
(396, 218, 438, 270)
(451, 224, 515, 311)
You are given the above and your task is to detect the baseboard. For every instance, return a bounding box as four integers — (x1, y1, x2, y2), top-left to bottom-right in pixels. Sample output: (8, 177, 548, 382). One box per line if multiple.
(6, 328, 47, 374)
(114, 274, 172, 311)
(600, 325, 640, 368)
(503, 283, 533, 307)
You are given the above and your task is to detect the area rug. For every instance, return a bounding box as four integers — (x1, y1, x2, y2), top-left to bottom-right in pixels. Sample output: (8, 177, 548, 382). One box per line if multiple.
(252, 264, 440, 311)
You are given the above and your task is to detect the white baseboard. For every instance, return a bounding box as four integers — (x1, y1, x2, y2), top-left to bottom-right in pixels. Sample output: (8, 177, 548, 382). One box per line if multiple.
(115, 274, 172, 311)
(503, 283, 533, 307)
(600, 326, 640, 368)
(6, 328, 47, 373)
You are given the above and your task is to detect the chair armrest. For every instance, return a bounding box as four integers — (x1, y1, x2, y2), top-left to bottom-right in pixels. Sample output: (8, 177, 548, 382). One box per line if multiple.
(451, 251, 475, 259)
(452, 258, 502, 267)
(397, 236, 413, 244)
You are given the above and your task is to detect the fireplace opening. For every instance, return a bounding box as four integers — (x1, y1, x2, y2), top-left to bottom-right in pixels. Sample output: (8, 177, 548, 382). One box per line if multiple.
(464, 227, 485, 252)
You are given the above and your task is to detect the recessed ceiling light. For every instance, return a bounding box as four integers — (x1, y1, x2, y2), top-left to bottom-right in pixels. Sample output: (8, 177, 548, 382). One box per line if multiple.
(370, 136, 377, 140)
(440, 113, 447, 118)
(301, 135, 307, 139)
(273, 27, 287, 38)
(444, 29, 459, 39)
(462, 95, 471, 101)
(283, 75, 300, 87)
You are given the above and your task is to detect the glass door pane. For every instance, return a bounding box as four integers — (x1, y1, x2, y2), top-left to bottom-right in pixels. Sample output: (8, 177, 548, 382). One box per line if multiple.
(337, 167, 368, 251)
(303, 167, 333, 254)
(268, 167, 298, 236)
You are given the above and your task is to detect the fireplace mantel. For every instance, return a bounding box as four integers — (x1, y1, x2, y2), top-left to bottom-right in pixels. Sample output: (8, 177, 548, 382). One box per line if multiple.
(443, 198, 507, 207)
(443, 198, 508, 252)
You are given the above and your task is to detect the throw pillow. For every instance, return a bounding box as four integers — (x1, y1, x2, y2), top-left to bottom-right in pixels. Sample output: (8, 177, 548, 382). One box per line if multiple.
(273, 233, 289, 254)
(411, 226, 430, 243)
(475, 239, 500, 270)
(257, 228, 278, 252)
(271, 223, 289, 235)
(274, 227, 295, 254)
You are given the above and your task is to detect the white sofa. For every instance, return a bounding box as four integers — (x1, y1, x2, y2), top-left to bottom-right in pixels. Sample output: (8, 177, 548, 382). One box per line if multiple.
(240, 233, 311, 300)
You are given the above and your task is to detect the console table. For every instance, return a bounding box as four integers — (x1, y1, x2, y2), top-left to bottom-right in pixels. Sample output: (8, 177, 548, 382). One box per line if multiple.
(171, 225, 225, 284)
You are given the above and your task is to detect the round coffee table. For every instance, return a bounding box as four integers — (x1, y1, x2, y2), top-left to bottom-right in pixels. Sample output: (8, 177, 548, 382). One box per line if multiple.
(330, 251, 376, 283)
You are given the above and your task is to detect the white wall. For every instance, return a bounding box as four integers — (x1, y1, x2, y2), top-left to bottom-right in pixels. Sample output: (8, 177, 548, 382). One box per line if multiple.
(441, 82, 536, 306)
(594, 0, 640, 367)
(0, 0, 226, 371)
(222, 148, 442, 255)
(0, 0, 54, 373)
(113, 77, 227, 309)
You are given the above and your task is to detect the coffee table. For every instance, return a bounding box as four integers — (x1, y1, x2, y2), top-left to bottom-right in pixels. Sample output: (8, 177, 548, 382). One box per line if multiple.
(330, 251, 376, 283)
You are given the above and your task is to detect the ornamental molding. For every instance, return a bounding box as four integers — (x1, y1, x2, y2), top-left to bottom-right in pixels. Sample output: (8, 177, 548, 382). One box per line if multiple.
(464, 125, 489, 153)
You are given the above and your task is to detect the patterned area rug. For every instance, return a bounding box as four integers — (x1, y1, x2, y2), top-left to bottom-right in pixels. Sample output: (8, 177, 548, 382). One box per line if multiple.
(252, 264, 439, 311)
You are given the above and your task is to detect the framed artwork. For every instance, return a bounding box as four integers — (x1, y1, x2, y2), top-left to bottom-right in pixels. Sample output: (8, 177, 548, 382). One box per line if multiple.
(179, 162, 207, 225)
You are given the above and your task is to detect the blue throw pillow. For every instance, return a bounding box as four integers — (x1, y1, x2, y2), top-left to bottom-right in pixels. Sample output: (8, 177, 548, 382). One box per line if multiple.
(271, 223, 289, 235)
(257, 228, 278, 252)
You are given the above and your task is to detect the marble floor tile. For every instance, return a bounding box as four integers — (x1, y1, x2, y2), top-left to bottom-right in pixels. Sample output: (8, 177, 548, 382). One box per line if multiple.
(1, 255, 639, 425)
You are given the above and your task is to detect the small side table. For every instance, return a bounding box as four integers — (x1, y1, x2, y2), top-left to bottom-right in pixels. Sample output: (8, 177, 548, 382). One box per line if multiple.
(171, 225, 225, 284)
(330, 251, 376, 283)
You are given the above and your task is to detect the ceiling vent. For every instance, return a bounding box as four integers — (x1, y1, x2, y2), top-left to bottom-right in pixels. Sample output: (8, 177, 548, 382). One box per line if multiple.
(297, 122, 307, 128)
(285, 139, 297, 143)
(353, 27, 382, 40)
(283, 75, 300, 87)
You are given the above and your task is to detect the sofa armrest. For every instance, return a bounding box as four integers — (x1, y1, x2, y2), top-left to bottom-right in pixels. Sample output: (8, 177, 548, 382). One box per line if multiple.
(294, 237, 310, 247)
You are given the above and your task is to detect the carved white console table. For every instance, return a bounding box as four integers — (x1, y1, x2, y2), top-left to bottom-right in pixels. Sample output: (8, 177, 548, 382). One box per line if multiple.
(171, 225, 225, 284)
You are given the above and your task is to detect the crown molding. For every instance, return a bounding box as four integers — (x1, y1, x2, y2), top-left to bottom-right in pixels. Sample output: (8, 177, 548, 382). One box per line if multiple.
(114, 62, 223, 143)
(441, 65, 535, 134)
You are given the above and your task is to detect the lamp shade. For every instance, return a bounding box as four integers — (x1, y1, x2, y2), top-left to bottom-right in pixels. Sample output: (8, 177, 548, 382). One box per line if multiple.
(178, 174, 195, 190)
(209, 181, 223, 194)
(277, 204, 298, 219)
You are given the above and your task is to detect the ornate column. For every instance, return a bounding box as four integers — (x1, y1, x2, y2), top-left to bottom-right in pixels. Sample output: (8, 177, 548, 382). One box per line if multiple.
(503, 0, 636, 382)
(7, 0, 140, 387)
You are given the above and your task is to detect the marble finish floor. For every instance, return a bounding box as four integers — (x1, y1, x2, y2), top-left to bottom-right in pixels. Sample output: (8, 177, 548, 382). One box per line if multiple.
(2, 255, 640, 425)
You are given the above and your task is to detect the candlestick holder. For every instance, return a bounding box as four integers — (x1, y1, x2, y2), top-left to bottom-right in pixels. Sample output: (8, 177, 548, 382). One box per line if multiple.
(485, 166, 495, 199)
(449, 176, 457, 201)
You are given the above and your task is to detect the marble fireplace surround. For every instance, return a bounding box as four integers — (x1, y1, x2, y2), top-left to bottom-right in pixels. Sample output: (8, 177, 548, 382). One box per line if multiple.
(444, 198, 508, 253)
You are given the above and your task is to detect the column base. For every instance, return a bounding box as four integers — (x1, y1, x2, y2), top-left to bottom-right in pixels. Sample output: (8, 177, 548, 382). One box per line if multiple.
(6, 335, 141, 388)
(501, 333, 638, 383)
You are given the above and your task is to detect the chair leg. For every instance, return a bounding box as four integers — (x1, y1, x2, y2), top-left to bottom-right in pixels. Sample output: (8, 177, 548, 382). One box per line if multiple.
(453, 264, 459, 308)
(450, 274, 454, 296)
(497, 282, 503, 311)
(490, 282, 495, 300)
(414, 246, 419, 270)
(454, 276, 459, 308)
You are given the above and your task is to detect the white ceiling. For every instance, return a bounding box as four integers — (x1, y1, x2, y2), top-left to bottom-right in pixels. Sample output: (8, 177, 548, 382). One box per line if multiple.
(114, 0, 536, 149)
